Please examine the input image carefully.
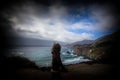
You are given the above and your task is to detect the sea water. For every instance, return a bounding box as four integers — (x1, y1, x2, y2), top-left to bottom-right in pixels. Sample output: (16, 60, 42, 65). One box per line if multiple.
(9, 47, 90, 67)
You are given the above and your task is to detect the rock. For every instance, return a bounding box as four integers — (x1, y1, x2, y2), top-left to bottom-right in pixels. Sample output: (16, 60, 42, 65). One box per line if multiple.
(73, 30, 120, 64)
(66, 51, 71, 54)
(73, 46, 91, 56)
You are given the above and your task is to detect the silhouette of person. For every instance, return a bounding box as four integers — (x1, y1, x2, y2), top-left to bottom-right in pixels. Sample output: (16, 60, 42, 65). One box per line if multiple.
(51, 43, 67, 80)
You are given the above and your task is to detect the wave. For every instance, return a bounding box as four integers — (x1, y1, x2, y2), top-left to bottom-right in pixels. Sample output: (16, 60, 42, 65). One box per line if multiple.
(63, 56, 90, 65)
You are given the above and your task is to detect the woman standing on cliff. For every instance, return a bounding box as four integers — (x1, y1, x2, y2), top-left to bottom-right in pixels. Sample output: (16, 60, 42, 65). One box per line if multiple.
(51, 43, 67, 80)
(51, 43, 67, 72)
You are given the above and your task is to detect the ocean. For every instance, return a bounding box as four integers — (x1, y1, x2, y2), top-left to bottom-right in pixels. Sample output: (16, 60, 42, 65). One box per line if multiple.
(9, 47, 90, 67)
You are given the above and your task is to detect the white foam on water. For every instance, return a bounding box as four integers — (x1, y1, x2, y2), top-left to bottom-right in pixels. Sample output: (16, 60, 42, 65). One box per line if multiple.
(63, 56, 90, 65)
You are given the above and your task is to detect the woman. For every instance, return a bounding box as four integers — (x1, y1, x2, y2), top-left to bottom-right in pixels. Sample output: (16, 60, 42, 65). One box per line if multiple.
(51, 43, 68, 80)
(51, 43, 67, 72)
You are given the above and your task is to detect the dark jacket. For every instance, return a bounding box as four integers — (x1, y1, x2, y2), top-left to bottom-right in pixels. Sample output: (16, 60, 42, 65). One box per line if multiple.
(52, 51, 64, 71)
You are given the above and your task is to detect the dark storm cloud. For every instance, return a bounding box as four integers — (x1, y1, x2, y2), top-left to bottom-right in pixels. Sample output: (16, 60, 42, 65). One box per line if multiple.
(0, 0, 120, 41)
(0, 0, 119, 42)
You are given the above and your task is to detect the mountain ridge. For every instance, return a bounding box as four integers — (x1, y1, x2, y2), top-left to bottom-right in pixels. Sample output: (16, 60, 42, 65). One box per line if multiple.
(66, 40, 93, 47)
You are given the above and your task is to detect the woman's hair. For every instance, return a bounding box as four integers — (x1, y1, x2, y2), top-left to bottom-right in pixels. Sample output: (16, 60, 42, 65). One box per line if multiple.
(51, 43, 61, 53)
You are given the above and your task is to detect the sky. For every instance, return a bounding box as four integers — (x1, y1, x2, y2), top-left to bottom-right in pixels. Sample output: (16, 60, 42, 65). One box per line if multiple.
(1, 0, 118, 43)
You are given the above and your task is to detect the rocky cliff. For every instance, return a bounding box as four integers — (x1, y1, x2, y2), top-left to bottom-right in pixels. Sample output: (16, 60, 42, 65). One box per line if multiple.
(73, 30, 120, 63)
(73, 46, 91, 57)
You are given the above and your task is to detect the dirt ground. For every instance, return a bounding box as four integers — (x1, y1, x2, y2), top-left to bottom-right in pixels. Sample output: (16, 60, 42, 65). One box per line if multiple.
(10, 62, 119, 80)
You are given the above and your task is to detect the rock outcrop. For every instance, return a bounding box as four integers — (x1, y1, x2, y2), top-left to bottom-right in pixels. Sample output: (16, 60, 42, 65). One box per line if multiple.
(73, 46, 91, 57)
(73, 30, 120, 63)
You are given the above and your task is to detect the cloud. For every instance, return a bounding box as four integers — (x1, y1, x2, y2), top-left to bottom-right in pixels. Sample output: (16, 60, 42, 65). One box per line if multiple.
(89, 5, 116, 32)
(69, 21, 96, 31)
(10, 16, 93, 43)
(8, 3, 115, 43)
(67, 5, 115, 32)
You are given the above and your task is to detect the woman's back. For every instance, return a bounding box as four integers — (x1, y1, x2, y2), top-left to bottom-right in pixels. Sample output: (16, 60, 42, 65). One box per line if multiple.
(51, 43, 62, 70)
